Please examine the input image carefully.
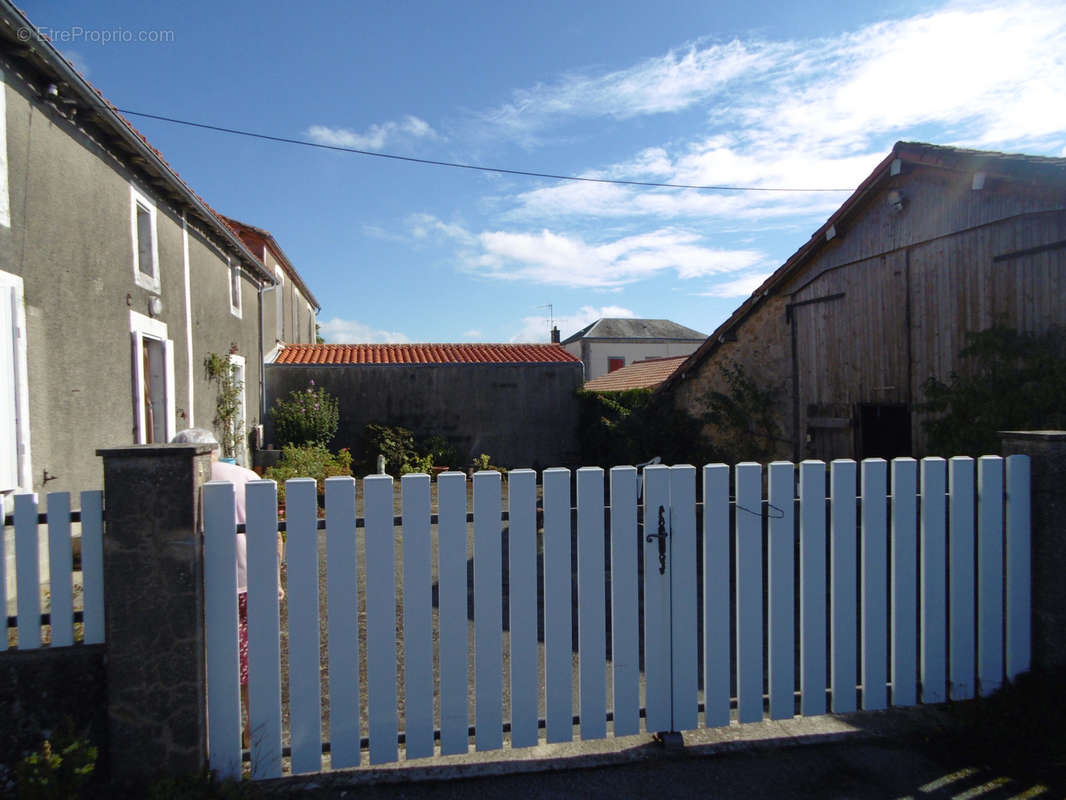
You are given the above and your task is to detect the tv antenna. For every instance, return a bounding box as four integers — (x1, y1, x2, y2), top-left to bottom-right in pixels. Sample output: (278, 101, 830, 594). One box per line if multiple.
(537, 303, 555, 339)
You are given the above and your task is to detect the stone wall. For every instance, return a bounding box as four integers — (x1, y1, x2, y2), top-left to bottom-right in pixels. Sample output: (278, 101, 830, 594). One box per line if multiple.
(0, 645, 107, 773)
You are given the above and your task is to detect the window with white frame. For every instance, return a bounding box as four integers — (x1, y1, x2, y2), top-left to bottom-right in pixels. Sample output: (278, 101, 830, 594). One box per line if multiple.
(130, 186, 160, 293)
(129, 310, 175, 444)
(228, 258, 242, 318)
(294, 288, 303, 342)
(274, 266, 285, 342)
(0, 270, 30, 495)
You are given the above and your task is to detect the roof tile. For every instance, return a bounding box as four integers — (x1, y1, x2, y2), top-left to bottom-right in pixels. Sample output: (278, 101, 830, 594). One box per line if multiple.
(275, 343, 581, 365)
(582, 356, 688, 391)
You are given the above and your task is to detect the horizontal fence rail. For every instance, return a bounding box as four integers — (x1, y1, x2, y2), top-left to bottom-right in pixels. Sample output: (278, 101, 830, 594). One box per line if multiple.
(203, 456, 1032, 780)
(2, 491, 105, 648)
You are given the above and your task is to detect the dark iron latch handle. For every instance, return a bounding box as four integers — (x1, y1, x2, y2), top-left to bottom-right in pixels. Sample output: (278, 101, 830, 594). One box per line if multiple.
(645, 504, 668, 575)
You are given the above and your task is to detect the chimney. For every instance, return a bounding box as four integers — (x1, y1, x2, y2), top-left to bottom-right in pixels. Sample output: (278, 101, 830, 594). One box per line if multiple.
(550, 325, 560, 343)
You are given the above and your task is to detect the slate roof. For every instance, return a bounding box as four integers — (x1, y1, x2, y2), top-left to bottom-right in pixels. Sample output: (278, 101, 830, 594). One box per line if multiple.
(561, 318, 706, 344)
(582, 356, 688, 392)
(274, 343, 581, 365)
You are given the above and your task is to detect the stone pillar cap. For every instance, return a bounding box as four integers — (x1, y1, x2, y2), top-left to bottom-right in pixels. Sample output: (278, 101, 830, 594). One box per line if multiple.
(96, 443, 216, 457)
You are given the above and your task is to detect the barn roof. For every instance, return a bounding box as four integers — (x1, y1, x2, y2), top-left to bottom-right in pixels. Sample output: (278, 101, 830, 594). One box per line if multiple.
(657, 141, 1066, 395)
(561, 318, 705, 344)
(582, 356, 689, 392)
(273, 343, 581, 365)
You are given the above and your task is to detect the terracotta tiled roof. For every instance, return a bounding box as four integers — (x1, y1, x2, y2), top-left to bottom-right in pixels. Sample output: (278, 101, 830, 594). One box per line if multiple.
(274, 343, 581, 365)
(583, 356, 688, 392)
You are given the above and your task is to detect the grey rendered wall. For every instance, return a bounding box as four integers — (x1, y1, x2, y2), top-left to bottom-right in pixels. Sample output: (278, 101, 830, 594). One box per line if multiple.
(264, 363, 583, 470)
(0, 68, 262, 498)
(185, 224, 263, 461)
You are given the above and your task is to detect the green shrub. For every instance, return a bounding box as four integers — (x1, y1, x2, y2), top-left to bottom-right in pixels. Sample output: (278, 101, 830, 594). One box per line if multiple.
(422, 434, 459, 469)
(921, 324, 1066, 456)
(361, 424, 418, 474)
(15, 721, 97, 800)
(270, 381, 339, 447)
(263, 443, 352, 505)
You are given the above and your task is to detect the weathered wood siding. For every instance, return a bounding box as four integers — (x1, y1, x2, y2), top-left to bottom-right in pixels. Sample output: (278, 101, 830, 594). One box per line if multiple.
(673, 161, 1066, 461)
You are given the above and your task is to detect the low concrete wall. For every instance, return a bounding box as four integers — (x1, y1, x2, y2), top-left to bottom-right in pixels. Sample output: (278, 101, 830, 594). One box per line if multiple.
(0, 644, 108, 771)
(1001, 430, 1066, 673)
(265, 363, 583, 470)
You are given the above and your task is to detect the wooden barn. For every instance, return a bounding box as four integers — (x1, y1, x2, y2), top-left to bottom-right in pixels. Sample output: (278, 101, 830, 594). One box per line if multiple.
(661, 141, 1066, 461)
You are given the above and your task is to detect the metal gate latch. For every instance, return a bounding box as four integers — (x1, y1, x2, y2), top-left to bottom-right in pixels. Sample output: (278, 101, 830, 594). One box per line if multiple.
(646, 505, 668, 575)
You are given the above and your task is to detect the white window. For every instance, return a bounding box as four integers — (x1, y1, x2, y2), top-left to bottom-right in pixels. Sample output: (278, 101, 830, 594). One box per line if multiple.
(0, 270, 30, 495)
(228, 258, 242, 318)
(130, 186, 160, 293)
(274, 266, 285, 343)
(293, 288, 303, 342)
(129, 310, 174, 444)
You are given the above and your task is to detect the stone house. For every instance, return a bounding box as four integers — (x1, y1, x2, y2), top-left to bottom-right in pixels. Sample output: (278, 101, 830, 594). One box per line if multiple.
(660, 142, 1066, 462)
(0, 4, 318, 507)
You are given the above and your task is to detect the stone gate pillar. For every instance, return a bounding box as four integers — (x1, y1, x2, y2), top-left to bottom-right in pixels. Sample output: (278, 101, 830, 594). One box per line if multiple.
(1000, 430, 1066, 673)
(96, 443, 213, 786)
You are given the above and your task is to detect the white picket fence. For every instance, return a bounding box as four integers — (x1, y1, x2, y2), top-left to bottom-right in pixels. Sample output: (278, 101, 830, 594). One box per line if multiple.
(2, 491, 106, 649)
(203, 456, 1032, 780)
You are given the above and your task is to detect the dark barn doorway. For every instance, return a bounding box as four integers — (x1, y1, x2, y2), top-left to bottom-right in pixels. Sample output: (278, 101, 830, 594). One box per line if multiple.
(857, 404, 911, 460)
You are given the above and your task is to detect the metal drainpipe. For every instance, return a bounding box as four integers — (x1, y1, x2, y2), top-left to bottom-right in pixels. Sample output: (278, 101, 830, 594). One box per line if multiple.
(258, 282, 266, 424)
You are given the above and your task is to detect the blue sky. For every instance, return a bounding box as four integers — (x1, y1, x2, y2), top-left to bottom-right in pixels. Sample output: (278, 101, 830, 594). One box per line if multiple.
(23, 0, 1066, 343)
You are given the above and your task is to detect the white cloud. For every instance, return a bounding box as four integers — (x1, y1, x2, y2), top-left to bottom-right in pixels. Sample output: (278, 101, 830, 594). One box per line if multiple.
(461, 329, 483, 339)
(408, 213, 476, 245)
(318, 317, 410, 344)
(511, 305, 635, 343)
(475, 227, 767, 288)
(486, 0, 1066, 227)
(699, 271, 774, 299)
(307, 115, 438, 150)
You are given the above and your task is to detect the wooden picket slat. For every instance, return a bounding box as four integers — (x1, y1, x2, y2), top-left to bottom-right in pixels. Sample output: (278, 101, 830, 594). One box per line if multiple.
(890, 459, 918, 707)
(920, 458, 947, 704)
(437, 472, 469, 755)
(246, 480, 283, 779)
(47, 492, 74, 647)
(669, 465, 697, 731)
(324, 476, 360, 769)
(861, 460, 888, 711)
(543, 468, 573, 743)
(948, 457, 975, 701)
(800, 460, 827, 716)
(15, 493, 40, 650)
(204, 481, 241, 779)
(508, 470, 539, 748)
(830, 460, 858, 713)
(1005, 455, 1031, 680)
(768, 461, 795, 720)
(474, 471, 503, 752)
(79, 490, 105, 645)
(577, 467, 607, 740)
(609, 466, 640, 736)
(736, 462, 763, 724)
(402, 474, 434, 759)
(286, 479, 322, 774)
(364, 474, 398, 764)
(642, 464, 670, 732)
(977, 457, 1004, 695)
(703, 464, 731, 727)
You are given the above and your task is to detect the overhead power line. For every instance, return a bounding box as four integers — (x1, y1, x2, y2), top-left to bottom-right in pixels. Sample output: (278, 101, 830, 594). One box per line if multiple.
(117, 108, 853, 193)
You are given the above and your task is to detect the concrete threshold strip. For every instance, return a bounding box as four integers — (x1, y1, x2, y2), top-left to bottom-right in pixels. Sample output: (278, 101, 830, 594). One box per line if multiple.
(254, 705, 959, 793)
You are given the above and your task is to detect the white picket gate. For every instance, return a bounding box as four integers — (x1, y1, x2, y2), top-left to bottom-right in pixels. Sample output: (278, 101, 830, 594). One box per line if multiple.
(203, 456, 1032, 780)
(1, 491, 106, 649)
